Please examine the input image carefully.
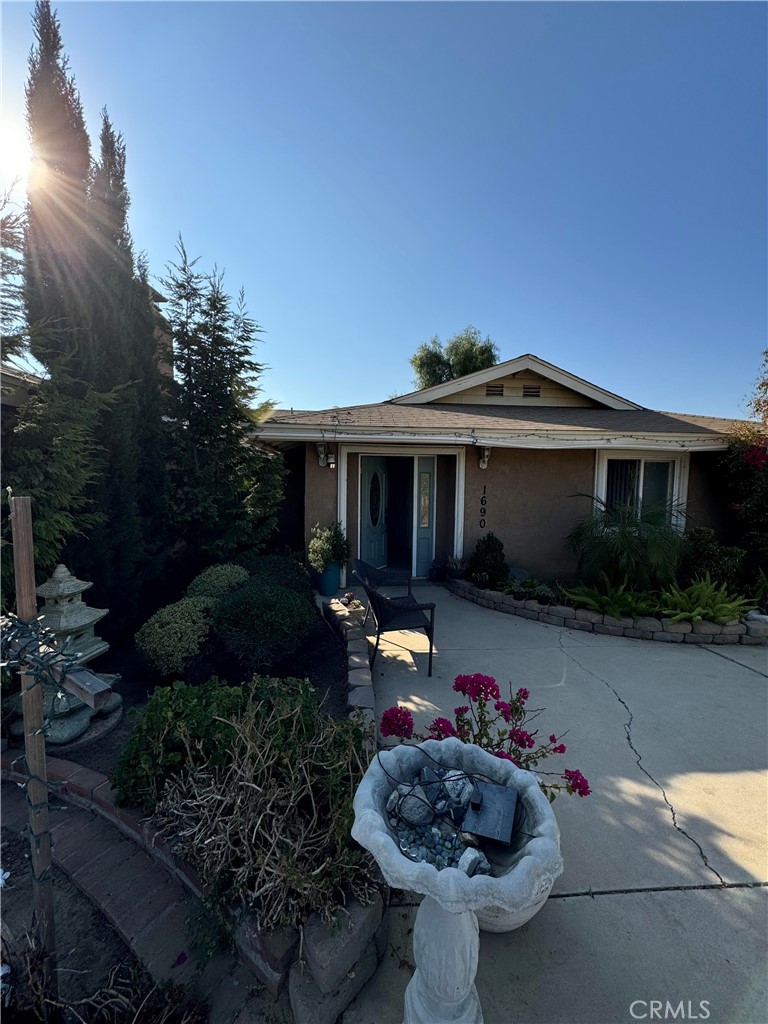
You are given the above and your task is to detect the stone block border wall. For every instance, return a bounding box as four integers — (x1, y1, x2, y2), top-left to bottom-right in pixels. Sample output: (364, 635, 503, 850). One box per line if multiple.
(447, 580, 768, 645)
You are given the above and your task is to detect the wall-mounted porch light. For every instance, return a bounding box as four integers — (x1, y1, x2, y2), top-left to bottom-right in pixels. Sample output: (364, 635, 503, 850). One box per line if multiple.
(316, 442, 336, 469)
(478, 447, 491, 470)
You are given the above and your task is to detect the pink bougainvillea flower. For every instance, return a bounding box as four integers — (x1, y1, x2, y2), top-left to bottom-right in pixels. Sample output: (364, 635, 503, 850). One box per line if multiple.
(494, 750, 515, 762)
(427, 717, 457, 740)
(380, 705, 415, 739)
(743, 447, 767, 469)
(728, 503, 742, 511)
(516, 687, 530, 703)
(453, 673, 500, 702)
(508, 727, 536, 749)
(454, 705, 470, 716)
(553, 743, 567, 754)
(494, 699, 513, 722)
(563, 769, 591, 797)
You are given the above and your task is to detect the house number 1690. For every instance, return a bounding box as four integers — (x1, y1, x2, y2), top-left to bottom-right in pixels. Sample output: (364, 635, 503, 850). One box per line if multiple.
(480, 485, 487, 529)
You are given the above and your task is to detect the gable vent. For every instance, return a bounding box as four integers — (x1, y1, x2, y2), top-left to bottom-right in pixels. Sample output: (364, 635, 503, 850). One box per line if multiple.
(485, 383, 504, 397)
(522, 384, 541, 398)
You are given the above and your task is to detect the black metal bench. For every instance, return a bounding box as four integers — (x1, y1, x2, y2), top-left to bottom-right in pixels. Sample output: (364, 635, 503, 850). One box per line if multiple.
(351, 558, 413, 625)
(353, 571, 436, 677)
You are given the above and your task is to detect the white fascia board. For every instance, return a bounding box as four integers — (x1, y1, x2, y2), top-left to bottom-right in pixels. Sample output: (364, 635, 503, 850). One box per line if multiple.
(392, 353, 642, 410)
(253, 423, 727, 451)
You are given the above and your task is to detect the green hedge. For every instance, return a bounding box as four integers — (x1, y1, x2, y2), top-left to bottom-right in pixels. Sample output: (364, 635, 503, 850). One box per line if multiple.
(212, 577, 316, 670)
(185, 563, 250, 602)
(239, 553, 312, 594)
(135, 596, 211, 677)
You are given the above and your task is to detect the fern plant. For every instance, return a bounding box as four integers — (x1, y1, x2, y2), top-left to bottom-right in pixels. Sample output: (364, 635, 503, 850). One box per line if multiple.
(564, 576, 660, 619)
(659, 574, 755, 624)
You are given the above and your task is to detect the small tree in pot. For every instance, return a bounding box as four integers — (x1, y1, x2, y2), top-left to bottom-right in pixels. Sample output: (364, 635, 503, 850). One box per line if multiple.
(308, 521, 351, 596)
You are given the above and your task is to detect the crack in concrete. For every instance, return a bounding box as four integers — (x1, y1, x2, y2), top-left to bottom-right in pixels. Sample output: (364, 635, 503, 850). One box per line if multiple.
(389, 880, 768, 908)
(558, 635, 727, 887)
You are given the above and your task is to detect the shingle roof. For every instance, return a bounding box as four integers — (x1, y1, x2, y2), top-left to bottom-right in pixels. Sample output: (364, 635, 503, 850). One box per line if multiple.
(263, 402, 741, 437)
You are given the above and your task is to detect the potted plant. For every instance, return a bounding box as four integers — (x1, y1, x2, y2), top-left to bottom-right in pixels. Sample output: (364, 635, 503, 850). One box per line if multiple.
(446, 556, 467, 580)
(429, 558, 447, 582)
(308, 521, 351, 597)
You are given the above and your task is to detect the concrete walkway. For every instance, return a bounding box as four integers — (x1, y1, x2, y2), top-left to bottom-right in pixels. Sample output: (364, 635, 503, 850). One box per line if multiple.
(343, 585, 768, 1024)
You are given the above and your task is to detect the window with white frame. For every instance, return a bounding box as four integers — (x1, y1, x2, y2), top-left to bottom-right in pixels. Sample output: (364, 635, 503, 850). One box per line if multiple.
(595, 451, 689, 526)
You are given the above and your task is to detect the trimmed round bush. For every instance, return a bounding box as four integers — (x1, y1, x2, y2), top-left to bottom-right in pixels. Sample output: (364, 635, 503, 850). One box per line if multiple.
(235, 553, 311, 594)
(212, 578, 316, 669)
(186, 563, 250, 603)
(135, 596, 211, 677)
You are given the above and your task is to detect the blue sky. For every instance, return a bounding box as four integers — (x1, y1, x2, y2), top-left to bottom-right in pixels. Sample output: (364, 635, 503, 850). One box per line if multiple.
(2, 1, 766, 418)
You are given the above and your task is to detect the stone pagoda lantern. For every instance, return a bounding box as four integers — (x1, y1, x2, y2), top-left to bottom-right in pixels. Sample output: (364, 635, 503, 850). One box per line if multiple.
(7, 565, 122, 746)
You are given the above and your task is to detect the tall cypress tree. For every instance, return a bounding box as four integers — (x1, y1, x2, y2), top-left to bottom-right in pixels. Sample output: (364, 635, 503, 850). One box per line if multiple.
(24, 0, 91, 372)
(163, 242, 284, 575)
(62, 112, 171, 624)
(17, 3, 169, 625)
(3, 1, 103, 604)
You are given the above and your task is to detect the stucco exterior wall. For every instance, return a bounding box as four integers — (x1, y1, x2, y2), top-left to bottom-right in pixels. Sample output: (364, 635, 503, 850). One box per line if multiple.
(462, 447, 595, 580)
(304, 446, 339, 547)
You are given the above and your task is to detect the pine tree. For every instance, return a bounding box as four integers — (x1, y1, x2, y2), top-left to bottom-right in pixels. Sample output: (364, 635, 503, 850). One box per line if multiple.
(162, 242, 284, 574)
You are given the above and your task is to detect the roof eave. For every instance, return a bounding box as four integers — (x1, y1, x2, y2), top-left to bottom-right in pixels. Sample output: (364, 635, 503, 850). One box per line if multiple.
(252, 423, 728, 451)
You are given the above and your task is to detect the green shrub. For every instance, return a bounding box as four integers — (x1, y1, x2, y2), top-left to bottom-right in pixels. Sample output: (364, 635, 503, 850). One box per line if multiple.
(135, 597, 211, 677)
(659, 574, 755, 624)
(564, 576, 660, 619)
(211, 578, 316, 669)
(111, 677, 246, 809)
(185, 563, 250, 602)
(239, 553, 312, 594)
(467, 532, 507, 587)
(677, 528, 746, 590)
(153, 676, 376, 931)
(565, 498, 683, 590)
(308, 521, 351, 573)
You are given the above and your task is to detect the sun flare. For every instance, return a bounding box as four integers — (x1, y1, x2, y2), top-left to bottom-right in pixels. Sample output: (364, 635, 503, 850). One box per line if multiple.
(1, 118, 32, 194)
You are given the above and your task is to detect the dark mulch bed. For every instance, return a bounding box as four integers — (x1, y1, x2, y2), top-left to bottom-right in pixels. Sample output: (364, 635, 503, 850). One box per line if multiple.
(43, 612, 349, 778)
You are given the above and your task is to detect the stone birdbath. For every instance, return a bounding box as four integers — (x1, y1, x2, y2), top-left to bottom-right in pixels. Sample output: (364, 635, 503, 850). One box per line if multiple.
(352, 737, 563, 1024)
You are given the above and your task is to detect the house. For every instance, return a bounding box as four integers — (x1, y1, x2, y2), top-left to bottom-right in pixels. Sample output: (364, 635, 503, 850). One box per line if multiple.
(255, 354, 739, 581)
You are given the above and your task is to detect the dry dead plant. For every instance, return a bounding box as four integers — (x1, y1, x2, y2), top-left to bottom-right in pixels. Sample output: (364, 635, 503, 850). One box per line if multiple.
(154, 678, 378, 931)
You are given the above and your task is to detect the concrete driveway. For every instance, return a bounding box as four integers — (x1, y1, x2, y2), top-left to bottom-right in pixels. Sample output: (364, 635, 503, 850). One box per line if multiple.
(343, 585, 768, 1024)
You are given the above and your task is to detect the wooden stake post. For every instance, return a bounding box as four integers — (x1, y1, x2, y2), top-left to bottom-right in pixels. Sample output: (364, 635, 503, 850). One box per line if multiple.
(8, 495, 114, 1006)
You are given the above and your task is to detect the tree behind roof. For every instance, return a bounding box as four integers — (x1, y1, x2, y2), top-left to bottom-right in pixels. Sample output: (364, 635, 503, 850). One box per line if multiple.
(410, 326, 499, 390)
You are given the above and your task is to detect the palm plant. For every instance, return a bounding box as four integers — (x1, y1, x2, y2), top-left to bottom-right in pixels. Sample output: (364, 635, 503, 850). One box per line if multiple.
(565, 498, 684, 590)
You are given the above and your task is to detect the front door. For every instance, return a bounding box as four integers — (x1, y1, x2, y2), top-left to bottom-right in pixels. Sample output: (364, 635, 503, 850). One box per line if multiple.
(361, 456, 387, 566)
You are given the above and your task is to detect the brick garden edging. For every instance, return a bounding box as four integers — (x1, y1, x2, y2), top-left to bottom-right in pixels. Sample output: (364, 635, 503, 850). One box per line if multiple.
(447, 580, 768, 645)
(1, 743, 391, 1024)
(321, 597, 377, 725)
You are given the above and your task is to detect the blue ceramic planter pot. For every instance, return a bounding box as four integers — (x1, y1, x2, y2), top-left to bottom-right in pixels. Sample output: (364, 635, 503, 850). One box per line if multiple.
(318, 564, 341, 596)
